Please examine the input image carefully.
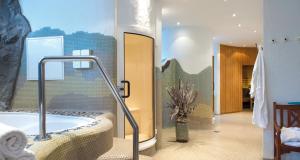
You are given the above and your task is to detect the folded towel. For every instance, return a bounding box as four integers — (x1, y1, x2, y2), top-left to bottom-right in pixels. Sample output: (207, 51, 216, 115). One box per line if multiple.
(0, 123, 27, 159)
(6, 149, 36, 160)
(288, 102, 300, 105)
(281, 127, 300, 143)
(284, 141, 300, 147)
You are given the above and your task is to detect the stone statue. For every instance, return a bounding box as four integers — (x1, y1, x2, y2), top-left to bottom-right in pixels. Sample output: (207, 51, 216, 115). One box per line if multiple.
(0, 0, 31, 110)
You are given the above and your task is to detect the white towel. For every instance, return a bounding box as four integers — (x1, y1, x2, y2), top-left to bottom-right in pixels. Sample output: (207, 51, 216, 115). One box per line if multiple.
(0, 123, 27, 159)
(250, 46, 268, 128)
(6, 149, 36, 160)
(280, 127, 300, 143)
(284, 141, 300, 147)
(0, 152, 4, 160)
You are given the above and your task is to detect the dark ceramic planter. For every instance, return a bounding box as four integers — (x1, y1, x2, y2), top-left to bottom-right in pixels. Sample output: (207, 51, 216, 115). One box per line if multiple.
(176, 121, 189, 142)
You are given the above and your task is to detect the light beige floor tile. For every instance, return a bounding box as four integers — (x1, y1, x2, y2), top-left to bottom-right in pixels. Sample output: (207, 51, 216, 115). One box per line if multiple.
(153, 111, 263, 160)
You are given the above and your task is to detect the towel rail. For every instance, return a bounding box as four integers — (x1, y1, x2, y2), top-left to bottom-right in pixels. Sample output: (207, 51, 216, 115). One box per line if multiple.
(36, 56, 139, 160)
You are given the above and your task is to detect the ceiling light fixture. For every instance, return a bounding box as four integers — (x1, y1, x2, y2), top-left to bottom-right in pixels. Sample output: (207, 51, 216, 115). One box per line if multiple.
(238, 24, 242, 27)
(232, 13, 237, 17)
(254, 30, 257, 33)
(177, 22, 181, 26)
(162, 8, 168, 15)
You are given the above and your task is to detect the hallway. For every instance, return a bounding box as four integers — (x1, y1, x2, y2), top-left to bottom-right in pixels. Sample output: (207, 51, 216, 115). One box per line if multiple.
(153, 112, 262, 160)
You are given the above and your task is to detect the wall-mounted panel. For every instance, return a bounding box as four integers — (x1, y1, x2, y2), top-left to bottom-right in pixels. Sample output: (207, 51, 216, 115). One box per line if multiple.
(26, 36, 64, 80)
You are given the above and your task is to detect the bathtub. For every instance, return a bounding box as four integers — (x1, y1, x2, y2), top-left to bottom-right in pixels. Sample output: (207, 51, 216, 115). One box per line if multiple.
(0, 112, 96, 136)
(0, 112, 114, 160)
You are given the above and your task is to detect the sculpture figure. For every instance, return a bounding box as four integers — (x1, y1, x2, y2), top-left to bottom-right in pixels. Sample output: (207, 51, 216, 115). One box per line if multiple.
(0, 0, 31, 110)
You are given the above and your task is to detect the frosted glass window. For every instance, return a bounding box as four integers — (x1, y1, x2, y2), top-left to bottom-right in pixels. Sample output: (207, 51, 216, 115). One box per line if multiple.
(72, 49, 92, 69)
(26, 36, 64, 80)
(80, 50, 92, 68)
(72, 50, 81, 69)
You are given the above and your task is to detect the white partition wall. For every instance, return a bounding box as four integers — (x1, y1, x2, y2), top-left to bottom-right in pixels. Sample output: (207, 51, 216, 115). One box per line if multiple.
(263, 0, 300, 159)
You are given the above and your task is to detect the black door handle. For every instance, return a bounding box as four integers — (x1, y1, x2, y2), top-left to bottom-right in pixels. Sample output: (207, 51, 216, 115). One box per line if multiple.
(120, 80, 130, 98)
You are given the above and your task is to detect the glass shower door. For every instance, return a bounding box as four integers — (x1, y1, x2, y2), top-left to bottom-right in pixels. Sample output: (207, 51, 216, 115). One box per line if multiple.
(123, 32, 154, 142)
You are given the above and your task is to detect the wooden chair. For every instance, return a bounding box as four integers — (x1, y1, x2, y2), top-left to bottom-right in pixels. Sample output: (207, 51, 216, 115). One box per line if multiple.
(273, 102, 300, 160)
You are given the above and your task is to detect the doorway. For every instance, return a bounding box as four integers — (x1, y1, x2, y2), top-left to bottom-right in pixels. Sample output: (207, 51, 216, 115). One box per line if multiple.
(242, 65, 254, 110)
(123, 32, 155, 143)
(220, 45, 258, 114)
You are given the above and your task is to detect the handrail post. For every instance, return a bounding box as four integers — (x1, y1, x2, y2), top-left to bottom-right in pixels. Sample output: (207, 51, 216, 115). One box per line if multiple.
(93, 58, 139, 160)
(36, 56, 139, 160)
(133, 125, 139, 159)
(36, 61, 49, 140)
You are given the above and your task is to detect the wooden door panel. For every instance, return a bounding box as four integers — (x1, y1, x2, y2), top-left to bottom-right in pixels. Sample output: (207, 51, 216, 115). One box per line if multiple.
(220, 45, 257, 114)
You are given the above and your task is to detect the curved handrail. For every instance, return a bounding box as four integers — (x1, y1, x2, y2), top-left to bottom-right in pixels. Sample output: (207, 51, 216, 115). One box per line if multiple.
(36, 56, 139, 160)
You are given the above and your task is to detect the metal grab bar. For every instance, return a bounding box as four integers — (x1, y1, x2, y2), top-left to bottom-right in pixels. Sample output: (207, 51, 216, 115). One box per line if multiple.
(37, 56, 139, 160)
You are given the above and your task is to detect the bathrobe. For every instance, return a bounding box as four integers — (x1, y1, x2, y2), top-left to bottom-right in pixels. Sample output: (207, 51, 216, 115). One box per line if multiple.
(250, 46, 268, 128)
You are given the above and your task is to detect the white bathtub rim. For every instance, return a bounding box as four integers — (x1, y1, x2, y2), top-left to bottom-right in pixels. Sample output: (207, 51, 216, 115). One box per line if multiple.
(0, 112, 97, 136)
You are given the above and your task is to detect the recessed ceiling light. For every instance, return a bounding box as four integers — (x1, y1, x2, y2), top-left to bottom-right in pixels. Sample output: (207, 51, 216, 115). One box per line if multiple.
(232, 13, 237, 17)
(177, 22, 181, 26)
(238, 24, 242, 27)
(254, 30, 257, 33)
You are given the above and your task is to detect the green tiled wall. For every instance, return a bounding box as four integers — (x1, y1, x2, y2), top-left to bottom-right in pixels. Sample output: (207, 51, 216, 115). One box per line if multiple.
(12, 27, 117, 113)
(161, 59, 212, 127)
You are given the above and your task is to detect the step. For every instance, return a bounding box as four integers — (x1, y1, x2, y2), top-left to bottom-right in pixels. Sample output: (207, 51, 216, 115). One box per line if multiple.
(98, 155, 152, 160)
(97, 138, 152, 160)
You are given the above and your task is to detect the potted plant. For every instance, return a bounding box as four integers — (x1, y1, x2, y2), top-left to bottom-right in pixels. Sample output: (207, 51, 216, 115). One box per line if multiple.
(167, 80, 198, 142)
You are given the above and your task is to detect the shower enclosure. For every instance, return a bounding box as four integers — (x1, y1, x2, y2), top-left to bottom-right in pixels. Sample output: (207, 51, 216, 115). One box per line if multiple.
(122, 32, 155, 143)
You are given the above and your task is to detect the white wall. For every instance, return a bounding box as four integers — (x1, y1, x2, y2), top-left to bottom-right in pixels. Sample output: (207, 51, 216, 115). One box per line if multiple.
(155, 0, 162, 68)
(213, 42, 221, 115)
(162, 26, 213, 74)
(117, 0, 155, 35)
(263, 0, 300, 159)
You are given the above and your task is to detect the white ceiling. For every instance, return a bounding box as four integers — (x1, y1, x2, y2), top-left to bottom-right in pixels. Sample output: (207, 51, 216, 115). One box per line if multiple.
(161, 0, 263, 47)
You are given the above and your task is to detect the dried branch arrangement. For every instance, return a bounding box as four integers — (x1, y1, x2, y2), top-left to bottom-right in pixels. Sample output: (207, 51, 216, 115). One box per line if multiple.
(167, 80, 198, 123)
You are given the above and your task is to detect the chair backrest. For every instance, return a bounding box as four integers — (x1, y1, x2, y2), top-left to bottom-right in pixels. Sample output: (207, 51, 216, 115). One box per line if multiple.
(274, 102, 300, 128)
